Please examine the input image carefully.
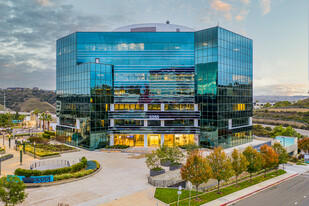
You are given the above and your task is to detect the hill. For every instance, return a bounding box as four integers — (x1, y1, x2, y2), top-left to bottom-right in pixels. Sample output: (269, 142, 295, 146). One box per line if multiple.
(294, 97, 309, 108)
(0, 89, 56, 112)
(19, 98, 56, 113)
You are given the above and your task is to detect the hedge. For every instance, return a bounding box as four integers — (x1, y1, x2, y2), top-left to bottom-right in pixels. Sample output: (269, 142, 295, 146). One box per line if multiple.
(106, 145, 130, 149)
(14, 156, 88, 177)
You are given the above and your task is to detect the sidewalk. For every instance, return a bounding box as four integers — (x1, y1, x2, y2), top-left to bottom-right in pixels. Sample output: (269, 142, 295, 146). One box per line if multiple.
(100, 187, 166, 206)
(1, 138, 35, 176)
(201, 172, 298, 206)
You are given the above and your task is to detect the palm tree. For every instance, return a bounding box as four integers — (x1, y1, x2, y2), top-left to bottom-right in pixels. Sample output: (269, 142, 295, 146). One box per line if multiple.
(46, 114, 53, 131)
(39, 112, 46, 131)
(32, 109, 40, 128)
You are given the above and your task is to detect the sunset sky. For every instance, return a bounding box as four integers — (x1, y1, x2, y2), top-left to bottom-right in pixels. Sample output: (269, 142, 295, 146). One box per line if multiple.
(0, 0, 307, 96)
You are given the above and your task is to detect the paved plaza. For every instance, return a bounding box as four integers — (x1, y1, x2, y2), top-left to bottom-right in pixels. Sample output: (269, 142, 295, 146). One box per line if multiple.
(1, 139, 152, 206)
(1, 137, 309, 206)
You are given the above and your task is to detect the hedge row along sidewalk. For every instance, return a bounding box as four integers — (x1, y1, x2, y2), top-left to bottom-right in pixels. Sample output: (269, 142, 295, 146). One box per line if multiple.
(155, 169, 286, 206)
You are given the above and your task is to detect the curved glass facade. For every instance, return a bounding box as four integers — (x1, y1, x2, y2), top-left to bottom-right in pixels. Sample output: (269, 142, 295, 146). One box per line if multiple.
(56, 25, 253, 150)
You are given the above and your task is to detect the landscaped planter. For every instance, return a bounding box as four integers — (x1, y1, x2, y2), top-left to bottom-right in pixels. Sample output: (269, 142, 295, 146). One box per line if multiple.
(169, 163, 182, 171)
(150, 169, 165, 177)
(160, 159, 171, 167)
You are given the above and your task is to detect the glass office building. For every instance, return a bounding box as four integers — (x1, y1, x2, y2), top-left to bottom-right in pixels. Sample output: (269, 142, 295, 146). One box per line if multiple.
(56, 23, 253, 150)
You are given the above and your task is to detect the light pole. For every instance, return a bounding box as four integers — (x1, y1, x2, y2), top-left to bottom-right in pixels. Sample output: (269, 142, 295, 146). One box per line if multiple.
(189, 182, 192, 206)
(0, 153, 2, 176)
(20, 148, 22, 165)
(15, 137, 17, 151)
(34, 142, 36, 159)
(2, 133, 4, 146)
(177, 186, 182, 206)
(8, 135, 11, 149)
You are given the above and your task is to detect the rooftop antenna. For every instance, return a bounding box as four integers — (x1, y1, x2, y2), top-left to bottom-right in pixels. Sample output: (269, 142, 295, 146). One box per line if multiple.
(217, 21, 220, 27)
(3, 91, 5, 114)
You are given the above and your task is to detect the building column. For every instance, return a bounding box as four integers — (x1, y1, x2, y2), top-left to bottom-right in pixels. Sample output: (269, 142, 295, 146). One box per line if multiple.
(161, 134, 164, 146)
(194, 134, 199, 146)
(144, 134, 148, 148)
(194, 104, 198, 111)
(144, 120, 148, 127)
(110, 134, 114, 146)
(110, 104, 114, 111)
(194, 119, 198, 127)
(161, 104, 164, 111)
(161, 120, 164, 127)
(144, 104, 148, 111)
(110, 119, 114, 127)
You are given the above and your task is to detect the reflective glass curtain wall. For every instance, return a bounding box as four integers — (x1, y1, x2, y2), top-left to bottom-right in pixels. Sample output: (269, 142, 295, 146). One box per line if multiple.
(56, 33, 113, 149)
(195, 27, 253, 149)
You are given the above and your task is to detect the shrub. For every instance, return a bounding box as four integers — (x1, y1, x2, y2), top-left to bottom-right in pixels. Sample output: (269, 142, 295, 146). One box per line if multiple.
(54, 173, 73, 181)
(42, 133, 50, 139)
(14, 157, 88, 177)
(97, 141, 109, 148)
(288, 155, 298, 163)
(28, 137, 46, 143)
(73, 169, 94, 178)
(71, 162, 86, 173)
(41, 167, 71, 176)
(105, 145, 130, 149)
(93, 160, 100, 169)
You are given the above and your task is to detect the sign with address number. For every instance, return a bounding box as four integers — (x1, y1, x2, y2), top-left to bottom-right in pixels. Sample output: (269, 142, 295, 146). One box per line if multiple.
(149, 115, 159, 119)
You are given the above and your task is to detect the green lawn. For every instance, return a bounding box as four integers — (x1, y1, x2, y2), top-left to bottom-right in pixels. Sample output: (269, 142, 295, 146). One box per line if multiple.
(155, 169, 286, 206)
(155, 188, 203, 204)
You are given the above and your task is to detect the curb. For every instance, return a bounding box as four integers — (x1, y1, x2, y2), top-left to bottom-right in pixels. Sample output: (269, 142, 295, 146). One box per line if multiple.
(220, 173, 299, 206)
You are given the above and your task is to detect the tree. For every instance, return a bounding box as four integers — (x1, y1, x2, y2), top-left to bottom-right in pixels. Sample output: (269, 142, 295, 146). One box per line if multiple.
(32, 109, 40, 128)
(39, 112, 46, 131)
(298, 138, 309, 153)
(0, 176, 27, 206)
(231, 149, 248, 186)
(46, 114, 53, 131)
(207, 146, 234, 193)
(272, 143, 288, 171)
(145, 151, 162, 171)
(180, 151, 212, 200)
(166, 146, 184, 166)
(243, 146, 263, 181)
(260, 145, 279, 177)
(263, 102, 271, 108)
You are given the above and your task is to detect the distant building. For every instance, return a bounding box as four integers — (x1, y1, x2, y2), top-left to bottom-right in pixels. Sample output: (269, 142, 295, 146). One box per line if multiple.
(254, 102, 276, 109)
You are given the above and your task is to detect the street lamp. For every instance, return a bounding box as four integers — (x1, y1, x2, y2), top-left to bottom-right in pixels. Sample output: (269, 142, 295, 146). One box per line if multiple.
(20, 147, 23, 165)
(188, 182, 192, 206)
(2, 133, 4, 146)
(0, 153, 2, 176)
(177, 186, 182, 206)
(34, 142, 36, 159)
(15, 137, 17, 151)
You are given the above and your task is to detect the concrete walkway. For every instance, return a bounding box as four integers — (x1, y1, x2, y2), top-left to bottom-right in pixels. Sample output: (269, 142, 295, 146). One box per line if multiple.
(202, 172, 298, 206)
(1, 138, 36, 176)
(100, 187, 166, 206)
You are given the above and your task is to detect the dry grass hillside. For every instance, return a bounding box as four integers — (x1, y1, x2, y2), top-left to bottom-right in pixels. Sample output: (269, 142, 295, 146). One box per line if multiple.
(19, 98, 56, 113)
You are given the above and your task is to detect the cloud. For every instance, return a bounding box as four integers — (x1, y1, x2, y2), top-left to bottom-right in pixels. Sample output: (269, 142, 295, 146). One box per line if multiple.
(0, 0, 117, 89)
(259, 0, 271, 15)
(235, 9, 249, 21)
(239, 0, 250, 4)
(254, 84, 308, 96)
(210, 0, 232, 20)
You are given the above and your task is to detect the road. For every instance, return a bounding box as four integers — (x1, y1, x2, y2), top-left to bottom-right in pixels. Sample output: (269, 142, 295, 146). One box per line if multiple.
(231, 173, 309, 206)
(255, 124, 309, 137)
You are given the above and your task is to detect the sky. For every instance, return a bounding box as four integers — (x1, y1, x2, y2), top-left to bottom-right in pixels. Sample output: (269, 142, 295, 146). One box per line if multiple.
(0, 0, 307, 96)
